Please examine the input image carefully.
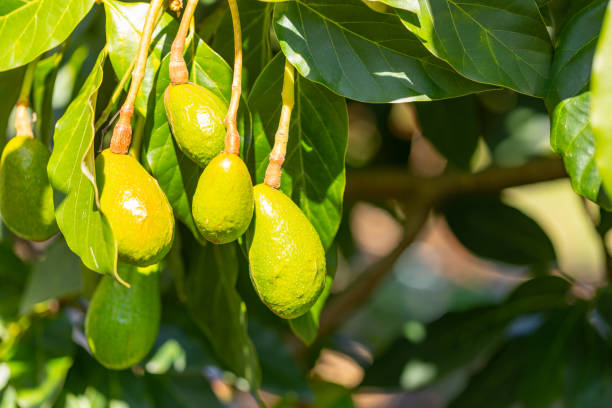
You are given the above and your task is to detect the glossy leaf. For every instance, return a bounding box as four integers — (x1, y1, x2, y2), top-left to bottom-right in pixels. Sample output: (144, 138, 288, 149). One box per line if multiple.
(273, 0, 490, 103)
(249, 53, 348, 250)
(442, 195, 556, 267)
(372, 0, 419, 12)
(213, 0, 273, 91)
(104, 0, 178, 115)
(546, 0, 607, 108)
(551, 92, 611, 210)
(0, 0, 94, 71)
(591, 1, 612, 195)
(47, 49, 117, 276)
(399, 0, 553, 96)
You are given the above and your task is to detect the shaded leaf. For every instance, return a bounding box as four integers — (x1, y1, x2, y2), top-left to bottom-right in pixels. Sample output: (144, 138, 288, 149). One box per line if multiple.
(249, 53, 348, 250)
(0, 67, 25, 149)
(32, 48, 64, 146)
(47, 49, 117, 276)
(0, 242, 30, 323)
(0, 0, 94, 71)
(273, 0, 490, 103)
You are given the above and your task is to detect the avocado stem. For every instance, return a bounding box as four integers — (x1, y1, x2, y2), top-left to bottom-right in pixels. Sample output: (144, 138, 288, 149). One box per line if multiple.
(264, 59, 295, 189)
(223, 0, 243, 156)
(110, 0, 165, 155)
(169, 0, 198, 85)
(14, 58, 39, 138)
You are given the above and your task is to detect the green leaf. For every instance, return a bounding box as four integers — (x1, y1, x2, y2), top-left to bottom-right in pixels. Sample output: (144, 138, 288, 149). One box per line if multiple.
(371, 0, 419, 12)
(0, 67, 25, 149)
(213, 0, 273, 92)
(104, 0, 178, 116)
(398, 0, 553, 96)
(414, 95, 480, 170)
(0, 0, 94, 72)
(47, 49, 117, 276)
(442, 195, 556, 267)
(33, 49, 64, 147)
(546, 0, 607, 108)
(143, 37, 251, 238)
(19, 240, 82, 315)
(551, 92, 611, 209)
(591, 1, 612, 196)
(0, 242, 30, 324)
(273, 0, 490, 103)
(249, 53, 348, 250)
(181, 234, 261, 389)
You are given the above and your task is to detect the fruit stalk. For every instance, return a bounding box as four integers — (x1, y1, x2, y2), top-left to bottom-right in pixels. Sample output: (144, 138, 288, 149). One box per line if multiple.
(223, 0, 242, 156)
(110, 0, 165, 154)
(264, 59, 295, 189)
(169, 0, 198, 85)
(14, 59, 39, 138)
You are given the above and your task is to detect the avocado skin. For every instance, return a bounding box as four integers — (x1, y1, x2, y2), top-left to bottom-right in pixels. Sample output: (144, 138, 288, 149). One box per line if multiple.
(164, 83, 227, 167)
(248, 184, 325, 319)
(85, 263, 161, 370)
(0, 136, 57, 241)
(192, 153, 254, 244)
(96, 149, 174, 266)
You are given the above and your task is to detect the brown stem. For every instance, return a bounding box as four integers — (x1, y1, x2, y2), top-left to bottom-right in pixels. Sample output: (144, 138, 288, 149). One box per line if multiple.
(223, 0, 242, 155)
(110, 0, 165, 154)
(264, 59, 295, 189)
(169, 0, 198, 85)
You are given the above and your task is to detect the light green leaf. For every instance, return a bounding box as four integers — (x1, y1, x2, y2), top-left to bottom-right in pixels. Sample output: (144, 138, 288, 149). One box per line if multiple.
(0, 0, 94, 71)
(369, 0, 419, 12)
(249, 53, 348, 250)
(551, 92, 611, 210)
(104, 0, 178, 116)
(47, 49, 117, 276)
(273, 0, 490, 103)
(399, 0, 553, 96)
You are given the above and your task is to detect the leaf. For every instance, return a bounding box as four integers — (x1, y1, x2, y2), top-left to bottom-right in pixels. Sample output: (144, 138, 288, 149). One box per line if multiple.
(551, 92, 611, 209)
(249, 53, 348, 250)
(0, 242, 30, 323)
(0, 67, 25, 149)
(32, 49, 64, 146)
(212, 0, 274, 92)
(371, 0, 419, 12)
(414, 95, 480, 170)
(104, 0, 178, 116)
(442, 195, 556, 267)
(273, 0, 490, 103)
(546, 0, 607, 108)
(398, 0, 553, 96)
(0, 0, 94, 72)
(47, 49, 117, 276)
(591, 1, 612, 195)
(143, 37, 251, 239)
(19, 240, 82, 315)
(181, 234, 261, 389)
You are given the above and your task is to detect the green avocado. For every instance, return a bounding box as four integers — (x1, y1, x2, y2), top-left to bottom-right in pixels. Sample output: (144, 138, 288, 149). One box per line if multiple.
(85, 263, 161, 370)
(192, 153, 254, 244)
(0, 136, 57, 241)
(248, 184, 326, 319)
(96, 149, 174, 266)
(164, 83, 227, 167)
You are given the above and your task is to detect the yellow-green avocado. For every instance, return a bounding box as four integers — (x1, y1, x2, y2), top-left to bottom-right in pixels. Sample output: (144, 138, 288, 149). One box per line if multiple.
(192, 153, 254, 244)
(248, 184, 325, 319)
(164, 83, 227, 167)
(85, 263, 161, 370)
(96, 149, 174, 266)
(0, 136, 57, 241)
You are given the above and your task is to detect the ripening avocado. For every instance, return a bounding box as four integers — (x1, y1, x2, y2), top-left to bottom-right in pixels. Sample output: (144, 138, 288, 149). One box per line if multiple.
(0, 136, 57, 241)
(248, 184, 325, 319)
(164, 83, 227, 167)
(192, 153, 253, 244)
(85, 263, 161, 370)
(96, 149, 174, 266)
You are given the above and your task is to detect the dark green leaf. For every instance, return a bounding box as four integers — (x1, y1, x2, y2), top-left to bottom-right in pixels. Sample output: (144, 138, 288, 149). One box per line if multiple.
(249, 53, 348, 250)
(32, 49, 64, 147)
(0, 242, 29, 323)
(546, 0, 607, 108)
(551, 92, 611, 209)
(0, 0, 94, 71)
(47, 49, 117, 276)
(273, 0, 490, 103)
(399, 0, 553, 96)
(414, 95, 480, 170)
(0, 67, 25, 150)
(442, 195, 556, 266)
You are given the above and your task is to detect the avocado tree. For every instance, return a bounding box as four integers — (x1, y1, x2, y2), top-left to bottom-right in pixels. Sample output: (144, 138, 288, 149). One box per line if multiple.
(1, 0, 612, 406)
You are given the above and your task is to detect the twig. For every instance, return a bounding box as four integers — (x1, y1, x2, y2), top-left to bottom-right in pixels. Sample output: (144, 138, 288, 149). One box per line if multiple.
(169, 0, 198, 85)
(14, 58, 39, 138)
(223, 0, 243, 155)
